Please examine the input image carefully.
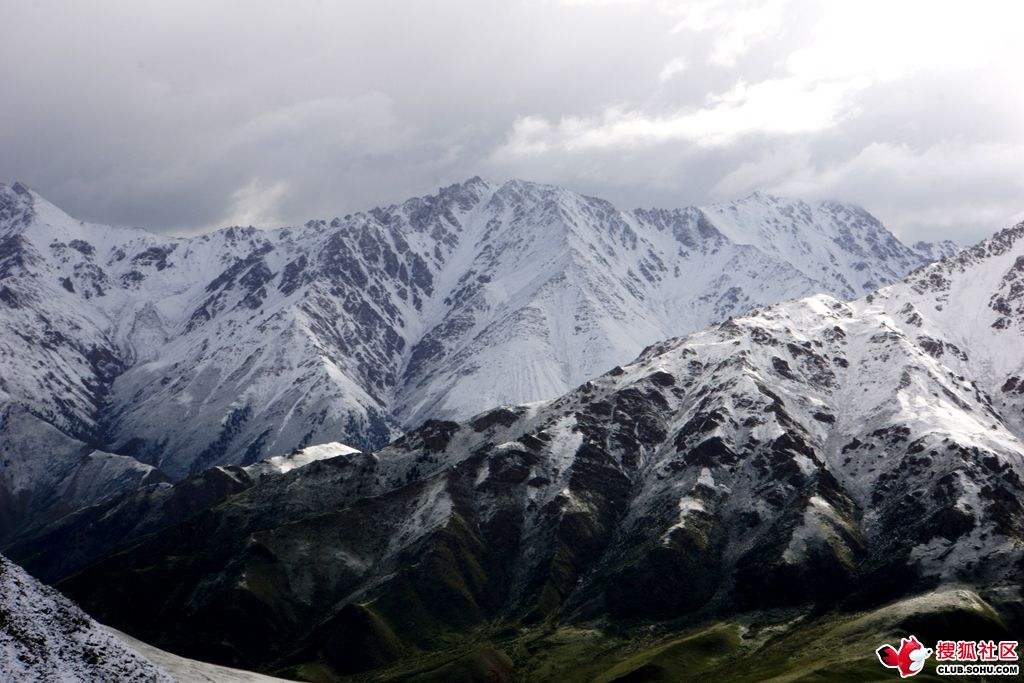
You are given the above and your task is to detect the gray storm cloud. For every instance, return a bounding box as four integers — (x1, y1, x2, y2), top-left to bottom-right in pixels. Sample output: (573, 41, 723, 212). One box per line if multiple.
(2, 0, 1021, 242)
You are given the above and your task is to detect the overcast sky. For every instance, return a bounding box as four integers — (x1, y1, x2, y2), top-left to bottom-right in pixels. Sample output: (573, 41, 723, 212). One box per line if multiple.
(2, 0, 1022, 243)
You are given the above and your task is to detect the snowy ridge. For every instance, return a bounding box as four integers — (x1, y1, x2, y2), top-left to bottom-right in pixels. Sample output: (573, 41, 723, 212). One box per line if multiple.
(243, 441, 361, 478)
(0, 179, 949, 536)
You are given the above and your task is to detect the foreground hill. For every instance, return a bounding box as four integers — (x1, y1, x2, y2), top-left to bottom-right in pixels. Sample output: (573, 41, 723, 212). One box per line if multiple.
(1, 552, 291, 682)
(0, 553, 171, 680)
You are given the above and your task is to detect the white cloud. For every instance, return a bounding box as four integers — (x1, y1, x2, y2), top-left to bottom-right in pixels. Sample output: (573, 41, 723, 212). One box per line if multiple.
(507, 0, 1024, 159)
(770, 141, 1024, 199)
(493, 75, 859, 157)
(558, 0, 643, 5)
(220, 178, 291, 228)
(3, 0, 1023, 243)
(493, 0, 1024, 243)
(657, 57, 689, 83)
(742, 141, 1024, 241)
(711, 145, 811, 198)
(668, 0, 789, 66)
(786, 0, 1024, 83)
(226, 93, 412, 156)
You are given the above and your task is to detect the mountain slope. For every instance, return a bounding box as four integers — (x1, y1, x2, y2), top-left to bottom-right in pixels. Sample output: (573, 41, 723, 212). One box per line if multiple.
(0, 405, 166, 543)
(42, 220, 1022, 679)
(0, 552, 291, 682)
(0, 179, 947, 536)
(394, 185, 834, 425)
(0, 553, 172, 681)
(3, 441, 361, 584)
(107, 627, 288, 682)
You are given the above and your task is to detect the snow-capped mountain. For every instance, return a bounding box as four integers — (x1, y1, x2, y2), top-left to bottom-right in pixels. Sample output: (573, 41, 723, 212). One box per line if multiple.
(0, 178, 949, 537)
(33, 220, 1023, 680)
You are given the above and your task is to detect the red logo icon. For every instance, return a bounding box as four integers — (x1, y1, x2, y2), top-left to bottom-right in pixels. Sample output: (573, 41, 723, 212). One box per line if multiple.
(877, 636, 932, 678)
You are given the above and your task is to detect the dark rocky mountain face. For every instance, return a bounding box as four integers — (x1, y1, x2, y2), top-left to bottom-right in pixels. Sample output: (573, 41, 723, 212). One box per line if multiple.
(15, 222, 1021, 680)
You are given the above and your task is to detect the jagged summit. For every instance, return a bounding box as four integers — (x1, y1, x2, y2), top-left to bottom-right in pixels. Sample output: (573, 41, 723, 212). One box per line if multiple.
(910, 238, 961, 262)
(0, 181, 35, 200)
(0, 182, 36, 231)
(733, 188, 786, 203)
(7, 181, 33, 198)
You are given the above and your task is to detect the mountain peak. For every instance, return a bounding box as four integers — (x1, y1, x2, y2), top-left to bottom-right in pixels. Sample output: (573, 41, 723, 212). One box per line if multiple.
(436, 175, 492, 198)
(0, 181, 37, 231)
(458, 175, 488, 189)
(491, 177, 618, 213)
(31, 204, 1024, 681)
(10, 180, 32, 197)
(911, 238, 961, 262)
(495, 177, 562, 196)
(383, 176, 496, 224)
(737, 189, 785, 204)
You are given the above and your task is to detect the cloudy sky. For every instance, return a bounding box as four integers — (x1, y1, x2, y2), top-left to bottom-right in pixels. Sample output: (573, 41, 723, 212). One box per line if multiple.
(2, 0, 1022, 242)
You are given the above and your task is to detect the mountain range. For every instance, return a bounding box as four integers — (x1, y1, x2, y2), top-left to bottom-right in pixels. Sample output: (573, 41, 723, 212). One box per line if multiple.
(0, 178, 953, 543)
(9, 179, 1024, 681)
